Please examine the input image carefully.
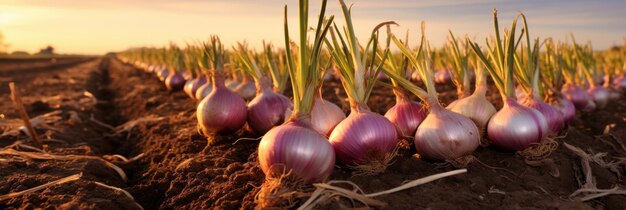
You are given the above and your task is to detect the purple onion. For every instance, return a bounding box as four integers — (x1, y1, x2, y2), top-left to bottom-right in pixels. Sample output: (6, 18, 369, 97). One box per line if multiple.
(524, 98, 564, 136)
(434, 70, 451, 84)
(258, 120, 335, 183)
(613, 75, 626, 91)
(226, 79, 240, 90)
(548, 96, 576, 124)
(165, 72, 186, 91)
(234, 79, 256, 100)
(414, 104, 480, 161)
(157, 68, 170, 81)
(384, 97, 426, 137)
(247, 88, 293, 134)
(587, 86, 610, 109)
(562, 83, 594, 111)
(195, 83, 213, 101)
(197, 84, 247, 136)
(310, 97, 346, 136)
(447, 92, 496, 136)
(184, 76, 208, 99)
(487, 98, 548, 151)
(328, 109, 398, 166)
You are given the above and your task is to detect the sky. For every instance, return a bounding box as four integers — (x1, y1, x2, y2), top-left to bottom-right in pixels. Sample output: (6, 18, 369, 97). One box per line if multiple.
(0, 0, 625, 55)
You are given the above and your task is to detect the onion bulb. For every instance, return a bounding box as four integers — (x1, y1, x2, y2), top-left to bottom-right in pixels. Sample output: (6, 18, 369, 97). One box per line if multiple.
(613, 75, 626, 91)
(548, 96, 576, 124)
(258, 120, 335, 183)
(447, 92, 496, 136)
(247, 88, 293, 134)
(384, 92, 426, 137)
(157, 68, 170, 81)
(414, 103, 480, 161)
(329, 108, 398, 166)
(165, 72, 186, 91)
(234, 78, 256, 100)
(587, 86, 610, 109)
(197, 82, 247, 136)
(195, 82, 213, 101)
(310, 97, 346, 136)
(562, 83, 594, 112)
(488, 98, 548, 151)
(523, 98, 564, 136)
(184, 76, 207, 99)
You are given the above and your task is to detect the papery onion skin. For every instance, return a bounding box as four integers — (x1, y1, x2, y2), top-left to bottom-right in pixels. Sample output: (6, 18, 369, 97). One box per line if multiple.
(587, 86, 610, 109)
(562, 83, 593, 111)
(310, 97, 346, 136)
(329, 109, 398, 166)
(197, 85, 247, 136)
(165, 72, 186, 91)
(447, 93, 496, 136)
(195, 83, 213, 101)
(385, 99, 426, 137)
(258, 120, 335, 183)
(524, 98, 565, 136)
(415, 104, 480, 161)
(247, 89, 293, 134)
(487, 98, 549, 151)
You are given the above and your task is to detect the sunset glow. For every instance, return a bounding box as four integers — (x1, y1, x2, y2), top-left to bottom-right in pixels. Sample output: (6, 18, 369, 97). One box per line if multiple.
(1, 0, 625, 54)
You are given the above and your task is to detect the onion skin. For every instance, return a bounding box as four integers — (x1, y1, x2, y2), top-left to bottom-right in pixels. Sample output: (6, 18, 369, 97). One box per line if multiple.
(197, 85, 247, 136)
(195, 83, 213, 101)
(226, 80, 240, 90)
(258, 120, 335, 183)
(247, 88, 293, 134)
(562, 83, 594, 112)
(415, 104, 480, 161)
(384, 98, 426, 137)
(447, 93, 496, 136)
(524, 98, 565, 136)
(434, 70, 451, 84)
(488, 98, 549, 151)
(587, 86, 610, 109)
(329, 109, 398, 166)
(165, 72, 186, 91)
(184, 76, 208, 99)
(310, 97, 346, 136)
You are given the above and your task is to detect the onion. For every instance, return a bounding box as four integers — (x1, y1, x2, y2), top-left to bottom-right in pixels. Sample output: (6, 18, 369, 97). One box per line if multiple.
(329, 108, 398, 166)
(226, 79, 240, 90)
(310, 97, 345, 136)
(157, 68, 170, 81)
(587, 86, 610, 109)
(561, 83, 594, 111)
(165, 72, 186, 91)
(434, 70, 451, 84)
(247, 88, 293, 134)
(613, 75, 626, 91)
(548, 96, 576, 124)
(195, 82, 213, 101)
(258, 120, 335, 183)
(523, 97, 564, 136)
(415, 103, 480, 160)
(515, 86, 527, 102)
(487, 98, 548, 151)
(234, 78, 256, 100)
(184, 75, 208, 99)
(609, 88, 622, 100)
(447, 92, 496, 136)
(384, 92, 426, 137)
(197, 81, 247, 136)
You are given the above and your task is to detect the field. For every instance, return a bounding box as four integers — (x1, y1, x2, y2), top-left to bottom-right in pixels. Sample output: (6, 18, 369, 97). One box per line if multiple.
(0, 57, 625, 209)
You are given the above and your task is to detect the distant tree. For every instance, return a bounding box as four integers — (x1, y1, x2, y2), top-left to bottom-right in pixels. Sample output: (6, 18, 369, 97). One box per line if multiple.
(37, 45, 55, 55)
(11, 51, 30, 56)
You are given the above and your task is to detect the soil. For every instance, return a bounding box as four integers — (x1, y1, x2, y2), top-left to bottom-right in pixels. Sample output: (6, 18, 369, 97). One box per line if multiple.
(0, 57, 625, 209)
